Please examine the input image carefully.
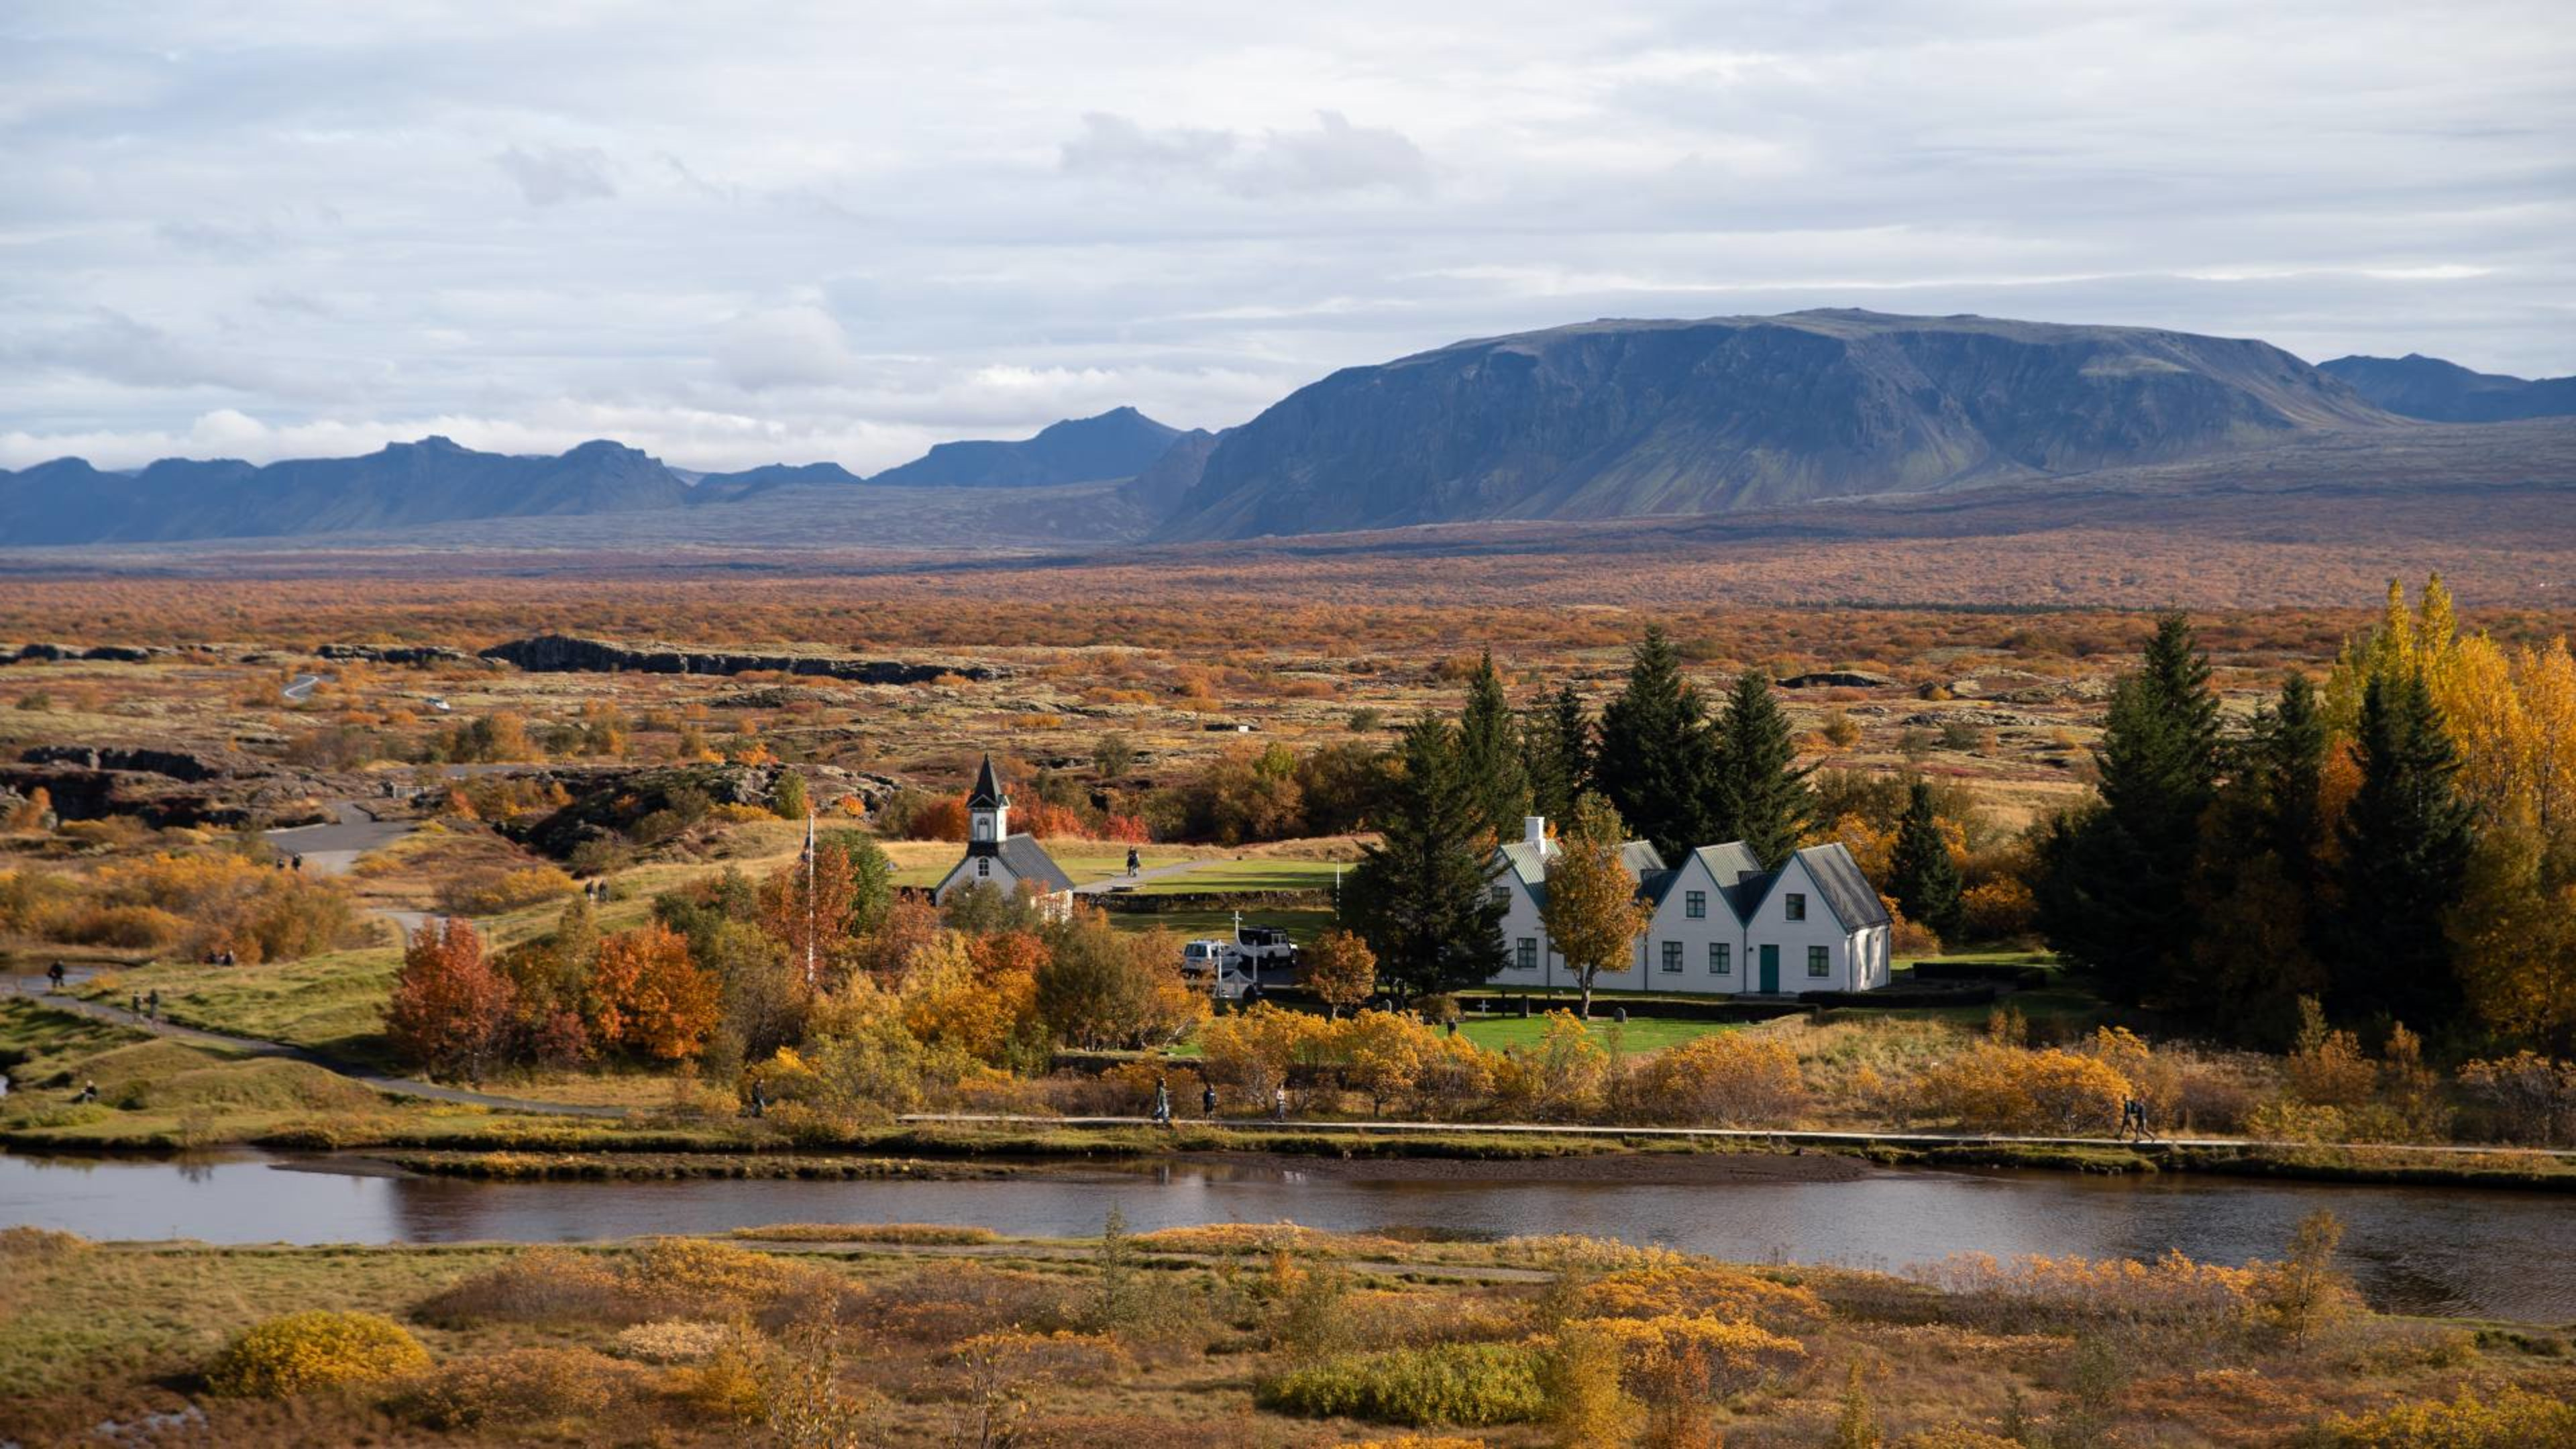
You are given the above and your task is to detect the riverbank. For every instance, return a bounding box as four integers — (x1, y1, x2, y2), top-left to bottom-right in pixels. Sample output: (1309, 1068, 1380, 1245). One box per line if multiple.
(3, 1218, 2571, 1447)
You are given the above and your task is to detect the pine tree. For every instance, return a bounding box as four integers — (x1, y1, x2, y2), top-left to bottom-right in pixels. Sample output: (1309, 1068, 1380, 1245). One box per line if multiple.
(1711, 668, 1813, 862)
(2186, 672, 2332, 1044)
(1594, 627, 1717, 861)
(2333, 670, 2476, 1028)
(2036, 612, 2223, 1006)
(1521, 684, 1593, 824)
(1344, 716, 1509, 1001)
(1887, 778, 1964, 943)
(1454, 649, 1529, 843)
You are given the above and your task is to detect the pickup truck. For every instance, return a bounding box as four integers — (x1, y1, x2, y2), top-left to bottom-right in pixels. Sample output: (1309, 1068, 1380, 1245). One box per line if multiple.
(1230, 926, 1299, 969)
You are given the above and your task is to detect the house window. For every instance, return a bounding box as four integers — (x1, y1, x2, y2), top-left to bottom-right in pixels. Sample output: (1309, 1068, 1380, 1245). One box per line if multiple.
(1661, 941, 1682, 973)
(1808, 945, 1830, 977)
(1709, 943, 1731, 975)
(976, 857, 991, 878)
(1784, 892, 1807, 921)
(1684, 890, 1706, 920)
(975, 817, 992, 841)
(1516, 938, 1538, 971)
(1491, 885, 1511, 908)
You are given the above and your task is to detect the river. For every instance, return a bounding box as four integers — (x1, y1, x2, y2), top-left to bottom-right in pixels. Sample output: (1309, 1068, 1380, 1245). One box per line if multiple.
(2, 1150, 2567, 1322)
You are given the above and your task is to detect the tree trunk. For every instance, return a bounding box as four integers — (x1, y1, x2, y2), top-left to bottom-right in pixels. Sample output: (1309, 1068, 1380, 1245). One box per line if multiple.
(1578, 974, 1593, 1020)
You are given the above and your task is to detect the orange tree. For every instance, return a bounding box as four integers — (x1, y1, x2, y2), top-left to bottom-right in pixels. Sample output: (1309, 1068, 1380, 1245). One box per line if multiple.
(1538, 793, 1650, 1019)
(384, 917, 513, 1081)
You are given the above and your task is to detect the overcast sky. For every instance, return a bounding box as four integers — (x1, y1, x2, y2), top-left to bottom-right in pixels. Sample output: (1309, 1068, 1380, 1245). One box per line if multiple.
(3, 1, 2570, 472)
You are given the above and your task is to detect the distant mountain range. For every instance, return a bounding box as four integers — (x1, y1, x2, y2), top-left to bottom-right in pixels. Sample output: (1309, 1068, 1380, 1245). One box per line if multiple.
(0, 409, 1188, 546)
(3, 311, 2570, 549)
(2318, 354, 2576, 423)
(1150, 310, 2400, 541)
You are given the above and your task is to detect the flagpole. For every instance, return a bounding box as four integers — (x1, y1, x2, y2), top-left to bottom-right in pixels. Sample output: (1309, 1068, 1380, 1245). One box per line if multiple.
(804, 806, 817, 987)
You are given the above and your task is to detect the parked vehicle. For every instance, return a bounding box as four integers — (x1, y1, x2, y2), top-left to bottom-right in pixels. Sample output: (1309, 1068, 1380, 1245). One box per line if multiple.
(1179, 938, 1256, 1000)
(1232, 926, 1299, 969)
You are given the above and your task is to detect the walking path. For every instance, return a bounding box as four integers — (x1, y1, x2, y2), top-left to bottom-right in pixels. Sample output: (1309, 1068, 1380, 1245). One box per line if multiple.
(899, 1113, 2576, 1162)
(1073, 858, 1218, 896)
(1, 985, 623, 1117)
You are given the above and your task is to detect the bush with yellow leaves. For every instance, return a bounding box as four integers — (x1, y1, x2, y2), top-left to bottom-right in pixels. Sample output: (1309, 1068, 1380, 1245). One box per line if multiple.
(1576, 1262, 1829, 1333)
(399, 1346, 645, 1432)
(2311, 1384, 2576, 1447)
(206, 1309, 431, 1397)
(1629, 1031, 1807, 1126)
(1916, 1042, 2130, 1134)
(1568, 1312, 1807, 1399)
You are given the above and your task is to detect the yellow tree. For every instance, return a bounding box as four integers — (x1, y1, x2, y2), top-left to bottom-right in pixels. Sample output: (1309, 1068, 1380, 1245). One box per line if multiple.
(1539, 792, 1652, 1020)
(1301, 928, 1378, 1019)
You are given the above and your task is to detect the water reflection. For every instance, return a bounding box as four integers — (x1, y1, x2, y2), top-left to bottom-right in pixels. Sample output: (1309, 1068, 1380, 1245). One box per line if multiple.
(1, 1150, 2567, 1322)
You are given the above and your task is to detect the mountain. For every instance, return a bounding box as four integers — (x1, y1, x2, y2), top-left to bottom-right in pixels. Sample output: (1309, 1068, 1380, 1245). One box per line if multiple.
(690, 460, 867, 502)
(1152, 309, 2396, 541)
(2318, 354, 2576, 423)
(866, 406, 1182, 488)
(0, 435, 690, 545)
(1117, 428, 1221, 515)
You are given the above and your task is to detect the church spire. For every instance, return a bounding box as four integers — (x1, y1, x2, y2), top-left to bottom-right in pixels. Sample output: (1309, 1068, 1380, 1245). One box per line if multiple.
(968, 753, 1010, 849)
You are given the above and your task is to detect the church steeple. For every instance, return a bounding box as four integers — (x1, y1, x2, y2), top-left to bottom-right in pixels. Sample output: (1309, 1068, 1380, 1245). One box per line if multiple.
(967, 754, 1009, 851)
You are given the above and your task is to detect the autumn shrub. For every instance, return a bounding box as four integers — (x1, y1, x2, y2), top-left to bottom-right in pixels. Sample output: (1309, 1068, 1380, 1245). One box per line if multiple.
(400, 1346, 645, 1432)
(1894, 1430, 2023, 1449)
(1629, 1032, 1806, 1126)
(64, 902, 189, 951)
(2304, 1385, 2576, 1448)
(861, 1264, 1079, 1344)
(1258, 1342, 1548, 1428)
(83, 850, 356, 962)
(1576, 1263, 1829, 1334)
(1913, 1250, 2258, 1338)
(419, 1240, 842, 1328)
(416, 1246, 625, 1324)
(207, 1309, 431, 1397)
(2455, 1052, 2576, 1145)
(1957, 878, 2037, 943)
(436, 863, 578, 916)
(1916, 1042, 2129, 1134)
(1571, 1313, 1807, 1399)
(613, 1319, 734, 1363)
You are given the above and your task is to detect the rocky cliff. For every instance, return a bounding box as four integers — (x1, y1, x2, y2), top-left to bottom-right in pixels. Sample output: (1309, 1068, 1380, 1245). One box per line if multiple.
(478, 634, 1000, 684)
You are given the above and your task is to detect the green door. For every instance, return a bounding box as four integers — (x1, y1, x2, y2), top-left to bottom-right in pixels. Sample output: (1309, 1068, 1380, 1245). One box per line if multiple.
(1758, 945, 1779, 993)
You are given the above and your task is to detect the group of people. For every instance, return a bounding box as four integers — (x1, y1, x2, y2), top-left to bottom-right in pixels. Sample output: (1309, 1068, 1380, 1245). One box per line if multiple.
(578, 878, 612, 904)
(1150, 1075, 1289, 1127)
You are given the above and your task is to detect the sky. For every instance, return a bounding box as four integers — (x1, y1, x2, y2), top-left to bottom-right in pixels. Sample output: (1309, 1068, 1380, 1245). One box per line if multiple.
(2, 1, 2571, 472)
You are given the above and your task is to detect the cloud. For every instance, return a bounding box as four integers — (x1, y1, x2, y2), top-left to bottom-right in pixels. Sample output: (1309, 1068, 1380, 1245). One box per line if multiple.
(0, 0, 2570, 476)
(716, 305, 856, 391)
(492, 142, 617, 206)
(1062, 110, 1434, 197)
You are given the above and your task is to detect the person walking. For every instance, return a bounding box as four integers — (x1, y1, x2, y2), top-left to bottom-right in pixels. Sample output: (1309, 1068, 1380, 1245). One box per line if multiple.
(46, 961, 66, 992)
(1151, 1075, 1173, 1129)
(1272, 1083, 1289, 1122)
(1201, 1080, 1218, 1120)
(1126, 847, 1140, 878)
(146, 989, 160, 1021)
(129, 991, 142, 1017)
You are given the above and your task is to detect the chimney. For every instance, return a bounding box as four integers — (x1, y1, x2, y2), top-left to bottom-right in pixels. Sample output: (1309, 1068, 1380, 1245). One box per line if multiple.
(1523, 816, 1547, 849)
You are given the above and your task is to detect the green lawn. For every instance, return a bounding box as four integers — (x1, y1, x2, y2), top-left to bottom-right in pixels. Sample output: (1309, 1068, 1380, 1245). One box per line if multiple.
(77, 943, 405, 1067)
(1105, 904, 1339, 945)
(1132, 858, 1346, 895)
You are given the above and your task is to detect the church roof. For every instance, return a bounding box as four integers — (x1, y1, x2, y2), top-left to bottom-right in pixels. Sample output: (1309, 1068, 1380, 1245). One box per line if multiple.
(967, 754, 1008, 808)
(996, 834, 1075, 893)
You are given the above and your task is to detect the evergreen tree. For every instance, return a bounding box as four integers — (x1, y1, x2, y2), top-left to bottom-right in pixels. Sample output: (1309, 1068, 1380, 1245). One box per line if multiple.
(2185, 672, 2332, 1044)
(2333, 670, 2477, 1028)
(1888, 777, 1964, 943)
(1454, 649, 1530, 843)
(1521, 684, 1593, 824)
(1594, 627, 1717, 861)
(1343, 716, 1508, 1001)
(1711, 668, 1813, 862)
(2035, 612, 2223, 1006)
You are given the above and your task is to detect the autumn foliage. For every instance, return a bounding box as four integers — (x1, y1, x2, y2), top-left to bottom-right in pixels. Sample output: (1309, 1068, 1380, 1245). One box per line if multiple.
(386, 917, 513, 1080)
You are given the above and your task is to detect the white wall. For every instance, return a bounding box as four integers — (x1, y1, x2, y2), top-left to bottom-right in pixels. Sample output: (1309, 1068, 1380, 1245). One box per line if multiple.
(1740, 855, 1866, 992)
(1639, 851, 1747, 997)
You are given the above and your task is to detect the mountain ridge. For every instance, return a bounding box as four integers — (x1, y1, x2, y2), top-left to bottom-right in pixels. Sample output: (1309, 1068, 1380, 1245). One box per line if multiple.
(1151, 308, 2400, 541)
(2318, 354, 2576, 423)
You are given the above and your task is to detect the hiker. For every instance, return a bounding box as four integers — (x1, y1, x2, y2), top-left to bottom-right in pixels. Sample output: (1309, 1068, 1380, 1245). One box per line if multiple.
(1446, 1018, 1459, 1037)
(46, 961, 66, 992)
(72, 1079, 97, 1104)
(291, 854, 303, 871)
(145, 989, 160, 1021)
(1201, 1080, 1218, 1120)
(2131, 1097, 2156, 1143)
(1273, 1084, 1289, 1122)
(1151, 1075, 1173, 1128)
(129, 991, 142, 1017)
(1126, 847, 1140, 877)
(745, 1077, 768, 1119)
(221, 949, 235, 967)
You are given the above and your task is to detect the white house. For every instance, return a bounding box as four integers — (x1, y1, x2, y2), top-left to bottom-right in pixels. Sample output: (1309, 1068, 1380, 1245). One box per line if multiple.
(1487, 816, 1892, 996)
(932, 755, 1076, 918)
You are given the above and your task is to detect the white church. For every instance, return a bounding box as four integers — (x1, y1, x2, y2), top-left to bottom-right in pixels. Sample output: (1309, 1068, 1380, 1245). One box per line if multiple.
(1487, 816, 1893, 996)
(932, 755, 1077, 918)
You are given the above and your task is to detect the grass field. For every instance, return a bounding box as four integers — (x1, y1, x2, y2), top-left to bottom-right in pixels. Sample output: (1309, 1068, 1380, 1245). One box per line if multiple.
(1130, 857, 1345, 894)
(1454, 1012, 1744, 1053)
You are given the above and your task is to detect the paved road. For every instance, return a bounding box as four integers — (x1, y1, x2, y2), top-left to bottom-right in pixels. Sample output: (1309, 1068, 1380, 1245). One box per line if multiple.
(1073, 857, 1218, 896)
(263, 801, 414, 877)
(280, 672, 323, 702)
